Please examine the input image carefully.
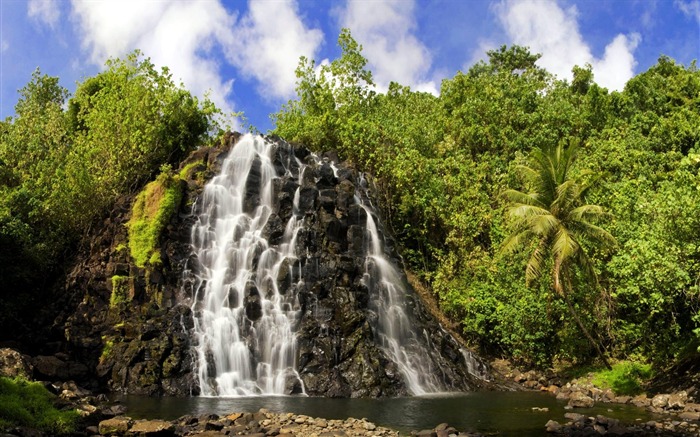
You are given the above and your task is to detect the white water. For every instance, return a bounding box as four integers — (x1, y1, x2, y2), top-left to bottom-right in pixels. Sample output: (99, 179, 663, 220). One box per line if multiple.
(189, 134, 305, 396)
(188, 134, 444, 397)
(358, 193, 443, 395)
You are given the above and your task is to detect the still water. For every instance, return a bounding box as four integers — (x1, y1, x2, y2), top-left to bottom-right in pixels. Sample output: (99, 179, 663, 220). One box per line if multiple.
(117, 391, 658, 436)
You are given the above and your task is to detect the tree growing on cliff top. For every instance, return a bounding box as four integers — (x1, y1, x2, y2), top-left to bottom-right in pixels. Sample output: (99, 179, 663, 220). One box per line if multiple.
(502, 140, 616, 368)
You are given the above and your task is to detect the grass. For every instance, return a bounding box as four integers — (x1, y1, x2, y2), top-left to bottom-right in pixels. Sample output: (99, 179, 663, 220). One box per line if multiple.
(127, 169, 182, 268)
(0, 377, 79, 434)
(591, 361, 653, 396)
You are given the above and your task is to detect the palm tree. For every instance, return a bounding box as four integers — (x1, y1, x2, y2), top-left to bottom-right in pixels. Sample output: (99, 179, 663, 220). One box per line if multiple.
(502, 140, 616, 369)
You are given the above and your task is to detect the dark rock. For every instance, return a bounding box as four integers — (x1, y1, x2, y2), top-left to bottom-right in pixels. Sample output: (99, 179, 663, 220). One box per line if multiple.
(245, 295, 263, 321)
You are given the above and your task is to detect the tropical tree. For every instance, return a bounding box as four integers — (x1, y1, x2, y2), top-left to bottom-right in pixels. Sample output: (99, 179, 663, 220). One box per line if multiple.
(502, 140, 616, 368)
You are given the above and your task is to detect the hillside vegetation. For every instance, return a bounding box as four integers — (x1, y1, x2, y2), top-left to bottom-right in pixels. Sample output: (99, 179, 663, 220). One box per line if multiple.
(273, 30, 700, 368)
(0, 52, 219, 339)
(1, 31, 698, 373)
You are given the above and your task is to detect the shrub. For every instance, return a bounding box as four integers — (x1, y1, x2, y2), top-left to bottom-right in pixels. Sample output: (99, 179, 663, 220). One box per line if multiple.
(592, 361, 653, 395)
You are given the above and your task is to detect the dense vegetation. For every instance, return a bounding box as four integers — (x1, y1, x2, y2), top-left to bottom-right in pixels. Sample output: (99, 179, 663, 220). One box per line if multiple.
(0, 52, 218, 339)
(1, 30, 698, 374)
(0, 377, 79, 434)
(273, 30, 700, 369)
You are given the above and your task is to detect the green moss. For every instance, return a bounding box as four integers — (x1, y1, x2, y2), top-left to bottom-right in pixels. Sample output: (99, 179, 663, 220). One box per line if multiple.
(114, 243, 127, 253)
(178, 161, 200, 180)
(127, 170, 182, 268)
(591, 361, 653, 396)
(100, 336, 114, 363)
(110, 275, 129, 307)
(0, 377, 79, 434)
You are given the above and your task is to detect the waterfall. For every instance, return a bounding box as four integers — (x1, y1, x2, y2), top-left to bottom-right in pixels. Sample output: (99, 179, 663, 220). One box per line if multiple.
(188, 134, 448, 397)
(357, 189, 444, 395)
(189, 134, 305, 396)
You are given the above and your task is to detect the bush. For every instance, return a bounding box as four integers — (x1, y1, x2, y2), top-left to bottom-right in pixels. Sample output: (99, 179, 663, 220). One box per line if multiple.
(592, 361, 653, 395)
(0, 377, 79, 434)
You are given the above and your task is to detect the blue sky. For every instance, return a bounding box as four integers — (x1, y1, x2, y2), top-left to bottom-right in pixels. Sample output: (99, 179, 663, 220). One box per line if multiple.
(1, 0, 699, 132)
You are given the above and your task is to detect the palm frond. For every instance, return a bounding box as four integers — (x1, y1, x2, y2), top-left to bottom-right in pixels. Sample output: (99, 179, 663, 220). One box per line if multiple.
(553, 226, 579, 262)
(504, 189, 542, 207)
(525, 239, 548, 284)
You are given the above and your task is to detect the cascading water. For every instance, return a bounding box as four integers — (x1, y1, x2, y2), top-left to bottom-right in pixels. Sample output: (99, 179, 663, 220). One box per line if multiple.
(357, 188, 444, 395)
(189, 134, 305, 396)
(187, 134, 465, 397)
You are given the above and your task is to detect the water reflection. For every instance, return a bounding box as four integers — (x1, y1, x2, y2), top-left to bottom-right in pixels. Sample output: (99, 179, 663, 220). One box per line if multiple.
(116, 392, 659, 436)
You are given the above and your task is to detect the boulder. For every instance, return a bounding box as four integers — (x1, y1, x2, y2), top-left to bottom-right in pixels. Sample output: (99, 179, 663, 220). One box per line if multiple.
(667, 391, 688, 410)
(99, 416, 133, 435)
(129, 419, 175, 436)
(568, 391, 595, 408)
(0, 348, 32, 379)
(32, 355, 66, 379)
(651, 393, 670, 408)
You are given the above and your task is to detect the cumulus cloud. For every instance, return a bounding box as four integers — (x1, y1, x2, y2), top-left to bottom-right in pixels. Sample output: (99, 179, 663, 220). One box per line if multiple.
(495, 0, 640, 91)
(28, 0, 61, 28)
(70, 0, 323, 119)
(222, 0, 324, 100)
(71, 0, 235, 114)
(338, 0, 437, 94)
(675, 0, 700, 23)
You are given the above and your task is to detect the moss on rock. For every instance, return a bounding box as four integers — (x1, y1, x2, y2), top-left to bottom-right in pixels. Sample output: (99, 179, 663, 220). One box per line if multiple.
(127, 168, 183, 268)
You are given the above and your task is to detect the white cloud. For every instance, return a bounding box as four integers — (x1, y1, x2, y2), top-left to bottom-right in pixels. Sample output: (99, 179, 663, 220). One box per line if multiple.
(71, 0, 236, 115)
(494, 0, 640, 91)
(222, 0, 324, 100)
(675, 0, 700, 23)
(1, 39, 8, 53)
(70, 0, 324, 120)
(28, 0, 61, 28)
(338, 0, 437, 94)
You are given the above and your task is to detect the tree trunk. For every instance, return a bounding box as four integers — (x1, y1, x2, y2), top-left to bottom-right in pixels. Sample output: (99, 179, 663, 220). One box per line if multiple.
(554, 259, 612, 370)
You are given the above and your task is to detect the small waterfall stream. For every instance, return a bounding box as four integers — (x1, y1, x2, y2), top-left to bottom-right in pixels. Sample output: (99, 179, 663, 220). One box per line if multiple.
(357, 190, 443, 395)
(188, 134, 450, 396)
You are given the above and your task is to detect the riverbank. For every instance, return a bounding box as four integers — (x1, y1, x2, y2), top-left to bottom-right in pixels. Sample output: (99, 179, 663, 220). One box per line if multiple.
(94, 409, 481, 437)
(494, 359, 700, 436)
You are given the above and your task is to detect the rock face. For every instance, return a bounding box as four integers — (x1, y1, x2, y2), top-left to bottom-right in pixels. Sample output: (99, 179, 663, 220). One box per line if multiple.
(47, 132, 488, 396)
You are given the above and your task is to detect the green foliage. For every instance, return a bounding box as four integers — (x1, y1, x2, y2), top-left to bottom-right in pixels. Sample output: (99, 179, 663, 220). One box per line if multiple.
(274, 29, 700, 369)
(0, 52, 219, 341)
(591, 361, 653, 395)
(0, 377, 79, 434)
(109, 275, 129, 307)
(127, 168, 183, 268)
